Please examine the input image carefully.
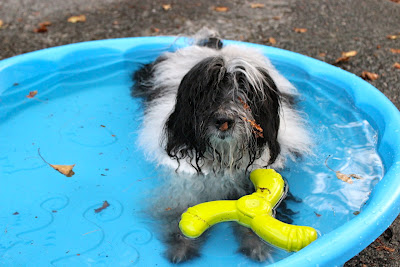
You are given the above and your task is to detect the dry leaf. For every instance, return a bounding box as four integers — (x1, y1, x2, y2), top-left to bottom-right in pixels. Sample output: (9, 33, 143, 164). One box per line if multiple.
(353, 211, 360, 215)
(0, 20, 3, 28)
(162, 4, 171, 11)
(335, 51, 357, 64)
(390, 0, 400, 3)
(33, 21, 51, 33)
(94, 201, 110, 213)
(294, 28, 307, 33)
(319, 52, 327, 57)
(26, 90, 38, 98)
(361, 71, 379, 81)
(242, 117, 264, 138)
(268, 37, 277, 45)
(342, 50, 357, 57)
(314, 211, 322, 217)
(387, 34, 398, 40)
(67, 15, 86, 23)
(13, 212, 19, 215)
(325, 155, 363, 184)
(250, 3, 265, 8)
(50, 164, 76, 177)
(151, 27, 160, 33)
(336, 171, 353, 184)
(272, 16, 281, 20)
(238, 97, 250, 110)
(390, 48, 400, 54)
(38, 148, 76, 177)
(394, 62, 400, 69)
(214, 6, 229, 12)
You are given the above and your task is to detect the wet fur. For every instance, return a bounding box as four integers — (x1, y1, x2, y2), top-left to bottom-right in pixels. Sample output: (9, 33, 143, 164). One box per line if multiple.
(132, 30, 311, 263)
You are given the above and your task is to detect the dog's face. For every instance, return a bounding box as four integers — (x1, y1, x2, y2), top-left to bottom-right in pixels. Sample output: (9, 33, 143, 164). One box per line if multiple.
(164, 56, 281, 173)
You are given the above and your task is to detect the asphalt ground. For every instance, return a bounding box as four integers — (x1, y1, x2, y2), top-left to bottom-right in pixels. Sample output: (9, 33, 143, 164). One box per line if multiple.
(1, 0, 399, 266)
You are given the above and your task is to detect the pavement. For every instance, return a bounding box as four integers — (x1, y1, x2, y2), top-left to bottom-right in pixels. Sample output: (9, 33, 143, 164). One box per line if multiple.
(1, 0, 399, 265)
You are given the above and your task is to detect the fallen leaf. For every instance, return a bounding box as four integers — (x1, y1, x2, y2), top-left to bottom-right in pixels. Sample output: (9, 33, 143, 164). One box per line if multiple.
(390, 0, 400, 3)
(377, 44, 382, 49)
(33, 21, 51, 33)
(268, 37, 277, 45)
(151, 27, 160, 33)
(387, 34, 398, 40)
(0, 20, 3, 28)
(336, 171, 353, 184)
(162, 4, 171, 10)
(26, 90, 38, 98)
(250, 3, 265, 8)
(214, 6, 229, 12)
(394, 62, 400, 69)
(319, 52, 327, 57)
(272, 16, 281, 20)
(342, 50, 357, 57)
(13, 212, 19, 215)
(353, 211, 360, 215)
(325, 155, 363, 184)
(165, 207, 172, 211)
(50, 164, 76, 177)
(314, 211, 322, 217)
(375, 239, 395, 252)
(334, 50, 358, 64)
(67, 15, 86, 23)
(242, 117, 264, 138)
(38, 148, 76, 177)
(294, 28, 307, 33)
(238, 97, 250, 110)
(390, 48, 400, 54)
(361, 71, 379, 81)
(94, 201, 110, 213)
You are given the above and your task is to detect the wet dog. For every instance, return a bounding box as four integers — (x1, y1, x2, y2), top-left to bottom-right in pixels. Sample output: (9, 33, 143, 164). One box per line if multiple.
(131, 30, 312, 263)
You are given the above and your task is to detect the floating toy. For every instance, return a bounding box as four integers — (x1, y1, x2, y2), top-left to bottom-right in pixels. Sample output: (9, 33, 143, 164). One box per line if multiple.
(179, 169, 318, 252)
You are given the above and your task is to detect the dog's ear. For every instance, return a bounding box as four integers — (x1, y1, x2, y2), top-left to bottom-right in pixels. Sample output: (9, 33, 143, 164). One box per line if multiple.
(238, 68, 281, 165)
(164, 56, 227, 171)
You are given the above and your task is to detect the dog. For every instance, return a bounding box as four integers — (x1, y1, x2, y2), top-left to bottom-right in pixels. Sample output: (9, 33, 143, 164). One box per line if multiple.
(131, 30, 312, 263)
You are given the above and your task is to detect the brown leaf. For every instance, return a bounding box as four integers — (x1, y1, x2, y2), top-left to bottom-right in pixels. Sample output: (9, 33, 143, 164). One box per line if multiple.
(394, 62, 400, 69)
(390, 0, 400, 3)
(94, 201, 110, 213)
(268, 37, 277, 45)
(13, 212, 19, 215)
(33, 22, 51, 33)
(342, 50, 357, 57)
(38, 148, 76, 177)
(162, 4, 172, 11)
(0, 20, 3, 28)
(319, 52, 327, 57)
(353, 211, 360, 215)
(390, 48, 400, 54)
(26, 90, 38, 98)
(294, 28, 307, 33)
(242, 117, 264, 138)
(387, 34, 398, 40)
(336, 171, 353, 184)
(238, 97, 250, 110)
(67, 15, 86, 23)
(214, 6, 229, 12)
(314, 211, 322, 217)
(334, 56, 350, 64)
(250, 3, 265, 8)
(50, 164, 76, 177)
(361, 71, 379, 81)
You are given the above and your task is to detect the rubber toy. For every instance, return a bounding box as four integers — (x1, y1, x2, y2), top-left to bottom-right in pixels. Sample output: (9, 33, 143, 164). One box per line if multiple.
(179, 169, 318, 252)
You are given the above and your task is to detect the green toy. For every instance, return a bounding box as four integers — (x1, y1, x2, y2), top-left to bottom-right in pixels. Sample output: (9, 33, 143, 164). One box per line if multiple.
(179, 169, 318, 252)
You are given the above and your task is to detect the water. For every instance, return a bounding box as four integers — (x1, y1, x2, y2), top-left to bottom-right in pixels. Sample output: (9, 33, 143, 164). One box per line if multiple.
(0, 57, 383, 266)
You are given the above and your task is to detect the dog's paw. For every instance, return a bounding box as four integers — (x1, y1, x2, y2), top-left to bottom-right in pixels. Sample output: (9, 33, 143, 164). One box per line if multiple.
(165, 232, 202, 263)
(238, 239, 271, 262)
(166, 242, 200, 263)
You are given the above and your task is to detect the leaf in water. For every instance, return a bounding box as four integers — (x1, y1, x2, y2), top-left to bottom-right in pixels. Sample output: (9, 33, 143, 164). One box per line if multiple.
(335, 171, 353, 184)
(94, 201, 110, 213)
(26, 90, 38, 98)
(38, 148, 76, 177)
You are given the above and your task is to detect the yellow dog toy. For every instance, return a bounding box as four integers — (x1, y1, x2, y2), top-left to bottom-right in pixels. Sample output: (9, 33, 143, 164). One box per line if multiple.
(179, 169, 318, 252)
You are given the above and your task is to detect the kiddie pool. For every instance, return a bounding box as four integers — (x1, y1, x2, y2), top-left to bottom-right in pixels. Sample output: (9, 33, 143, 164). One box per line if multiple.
(0, 37, 400, 267)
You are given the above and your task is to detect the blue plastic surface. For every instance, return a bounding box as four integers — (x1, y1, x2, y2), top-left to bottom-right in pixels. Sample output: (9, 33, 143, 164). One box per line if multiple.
(1, 37, 400, 267)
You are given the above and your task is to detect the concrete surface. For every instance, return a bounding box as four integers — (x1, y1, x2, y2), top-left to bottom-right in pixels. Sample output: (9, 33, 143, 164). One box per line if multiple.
(1, 0, 399, 265)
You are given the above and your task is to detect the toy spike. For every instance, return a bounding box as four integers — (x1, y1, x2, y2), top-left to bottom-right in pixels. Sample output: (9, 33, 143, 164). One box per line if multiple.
(179, 169, 318, 252)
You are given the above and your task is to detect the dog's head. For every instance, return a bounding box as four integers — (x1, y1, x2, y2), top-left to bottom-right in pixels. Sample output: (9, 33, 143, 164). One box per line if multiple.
(164, 56, 281, 173)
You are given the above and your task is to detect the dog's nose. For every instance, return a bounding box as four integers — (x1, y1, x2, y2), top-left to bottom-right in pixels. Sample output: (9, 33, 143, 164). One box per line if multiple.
(214, 117, 235, 132)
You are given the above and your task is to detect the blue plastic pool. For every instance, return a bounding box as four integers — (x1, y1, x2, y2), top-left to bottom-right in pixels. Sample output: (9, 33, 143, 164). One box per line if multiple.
(1, 37, 400, 266)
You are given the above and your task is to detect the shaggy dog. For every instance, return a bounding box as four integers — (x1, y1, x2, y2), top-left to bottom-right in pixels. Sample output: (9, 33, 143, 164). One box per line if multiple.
(131, 30, 312, 263)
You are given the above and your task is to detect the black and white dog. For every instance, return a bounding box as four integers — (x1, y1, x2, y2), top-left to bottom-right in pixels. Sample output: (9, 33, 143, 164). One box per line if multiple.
(132, 30, 312, 263)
